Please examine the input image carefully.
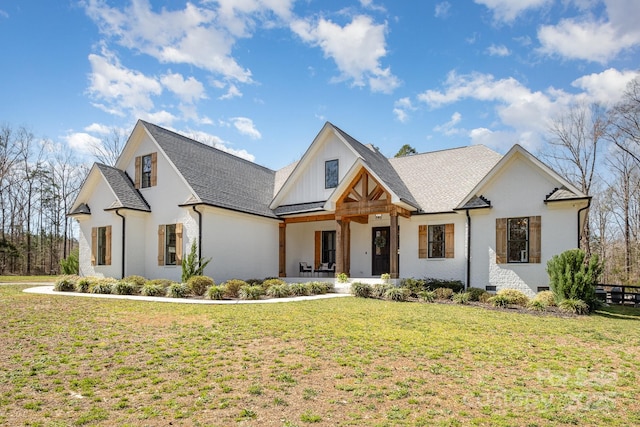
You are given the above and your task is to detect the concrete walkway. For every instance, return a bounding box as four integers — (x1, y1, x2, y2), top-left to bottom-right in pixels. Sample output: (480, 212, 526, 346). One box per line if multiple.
(23, 285, 352, 305)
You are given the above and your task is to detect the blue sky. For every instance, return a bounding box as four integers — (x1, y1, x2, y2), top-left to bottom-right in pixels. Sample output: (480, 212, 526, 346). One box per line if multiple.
(1, 0, 639, 170)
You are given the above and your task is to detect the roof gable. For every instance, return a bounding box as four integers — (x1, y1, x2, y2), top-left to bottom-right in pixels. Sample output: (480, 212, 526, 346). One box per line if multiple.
(140, 121, 278, 218)
(456, 144, 588, 210)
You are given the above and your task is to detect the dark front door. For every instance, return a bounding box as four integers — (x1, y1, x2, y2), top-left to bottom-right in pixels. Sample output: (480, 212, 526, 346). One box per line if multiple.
(372, 227, 390, 276)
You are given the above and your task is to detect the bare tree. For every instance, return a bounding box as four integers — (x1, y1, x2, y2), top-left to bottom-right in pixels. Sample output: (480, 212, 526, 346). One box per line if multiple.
(544, 102, 608, 255)
(90, 127, 128, 166)
(608, 77, 640, 164)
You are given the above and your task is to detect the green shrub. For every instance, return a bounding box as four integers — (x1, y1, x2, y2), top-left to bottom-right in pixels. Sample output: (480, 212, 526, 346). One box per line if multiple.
(266, 283, 291, 298)
(54, 275, 78, 292)
(245, 278, 263, 286)
(351, 282, 372, 298)
(372, 283, 393, 299)
(123, 275, 146, 289)
(547, 249, 602, 310)
(141, 281, 166, 297)
(384, 287, 410, 302)
(399, 277, 427, 296)
(75, 277, 92, 293)
(425, 278, 463, 293)
(206, 285, 225, 300)
(488, 294, 511, 307)
(59, 249, 79, 275)
(533, 290, 556, 307)
(380, 273, 391, 284)
(308, 281, 328, 295)
(434, 287, 454, 300)
(289, 283, 310, 296)
(262, 278, 286, 291)
(90, 279, 115, 295)
(166, 282, 189, 298)
(187, 276, 215, 296)
(337, 273, 349, 283)
(453, 292, 471, 304)
(467, 287, 487, 301)
(418, 290, 435, 302)
(558, 298, 589, 315)
(112, 281, 136, 295)
(528, 299, 548, 312)
(478, 292, 493, 303)
(222, 279, 247, 298)
(181, 239, 211, 283)
(496, 289, 530, 306)
(239, 285, 264, 300)
(315, 282, 334, 293)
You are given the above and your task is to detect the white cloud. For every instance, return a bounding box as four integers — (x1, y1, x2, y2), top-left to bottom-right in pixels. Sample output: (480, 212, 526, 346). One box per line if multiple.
(219, 84, 243, 100)
(474, 0, 551, 22)
(83, 0, 256, 82)
(393, 97, 415, 123)
(0, 9, 9, 19)
(87, 49, 162, 113)
(291, 15, 400, 93)
(434, 2, 451, 18)
(230, 117, 262, 139)
(571, 68, 640, 106)
(486, 44, 510, 56)
(416, 68, 638, 151)
(160, 72, 206, 104)
(182, 129, 256, 162)
(65, 132, 102, 155)
(434, 112, 463, 136)
(84, 123, 112, 135)
(537, 0, 640, 63)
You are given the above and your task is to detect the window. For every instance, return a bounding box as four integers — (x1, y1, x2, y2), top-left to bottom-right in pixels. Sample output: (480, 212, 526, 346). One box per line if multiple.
(325, 159, 339, 189)
(495, 216, 541, 264)
(135, 153, 157, 189)
(158, 223, 183, 266)
(419, 224, 454, 259)
(141, 154, 152, 188)
(428, 225, 445, 258)
(91, 226, 111, 266)
(322, 231, 336, 264)
(508, 217, 529, 263)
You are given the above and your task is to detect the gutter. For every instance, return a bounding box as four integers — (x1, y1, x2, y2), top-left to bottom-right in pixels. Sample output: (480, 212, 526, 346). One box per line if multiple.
(192, 205, 203, 260)
(577, 198, 591, 249)
(114, 209, 125, 279)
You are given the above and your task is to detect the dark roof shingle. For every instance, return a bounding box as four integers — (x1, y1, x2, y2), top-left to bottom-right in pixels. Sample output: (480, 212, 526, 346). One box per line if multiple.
(96, 163, 150, 212)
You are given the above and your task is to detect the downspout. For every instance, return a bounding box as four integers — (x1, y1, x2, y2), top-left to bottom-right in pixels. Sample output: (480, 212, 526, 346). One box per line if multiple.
(192, 205, 203, 260)
(466, 209, 471, 291)
(577, 198, 591, 249)
(115, 209, 125, 279)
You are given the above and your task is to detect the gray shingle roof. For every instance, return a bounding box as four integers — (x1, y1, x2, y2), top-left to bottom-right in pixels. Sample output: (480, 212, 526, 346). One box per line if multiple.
(141, 121, 278, 218)
(69, 203, 91, 215)
(332, 124, 420, 209)
(545, 187, 588, 202)
(389, 145, 502, 213)
(273, 201, 325, 216)
(96, 163, 150, 212)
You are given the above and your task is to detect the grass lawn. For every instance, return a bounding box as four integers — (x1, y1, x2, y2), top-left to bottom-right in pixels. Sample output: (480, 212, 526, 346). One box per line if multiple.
(0, 276, 56, 283)
(1, 285, 639, 426)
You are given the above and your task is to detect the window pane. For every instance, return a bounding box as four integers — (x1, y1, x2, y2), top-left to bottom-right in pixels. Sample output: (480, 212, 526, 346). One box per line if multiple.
(325, 160, 338, 189)
(165, 224, 176, 265)
(142, 154, 152, 188)
(97, 226, 106, 265)
(428, 225, 445, 258)
(507, 217, 529, 262)
(322, 231, 336, 264)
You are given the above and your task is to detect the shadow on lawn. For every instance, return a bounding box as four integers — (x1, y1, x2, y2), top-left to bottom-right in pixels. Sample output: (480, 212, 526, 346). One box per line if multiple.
(594, 305, 640, 321)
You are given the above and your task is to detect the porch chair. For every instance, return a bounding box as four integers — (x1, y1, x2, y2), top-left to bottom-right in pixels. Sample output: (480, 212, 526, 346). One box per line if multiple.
(299, 262, 313, 276)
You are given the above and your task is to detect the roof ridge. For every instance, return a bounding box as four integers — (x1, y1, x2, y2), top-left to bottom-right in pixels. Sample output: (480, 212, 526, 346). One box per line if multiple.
(389, 144, 497, 160)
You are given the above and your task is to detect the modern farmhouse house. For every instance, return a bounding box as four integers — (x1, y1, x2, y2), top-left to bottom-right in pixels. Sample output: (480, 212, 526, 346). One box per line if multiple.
(69, 120, 590, 295)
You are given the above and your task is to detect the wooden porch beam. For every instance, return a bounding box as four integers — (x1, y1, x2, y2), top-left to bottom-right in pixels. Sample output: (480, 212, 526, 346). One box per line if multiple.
(284, 214, 335, 224)
(389, 213, 398, 279)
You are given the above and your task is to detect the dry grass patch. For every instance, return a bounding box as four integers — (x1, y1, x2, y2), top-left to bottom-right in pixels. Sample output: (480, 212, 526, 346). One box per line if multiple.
(1, 285, 640, 426)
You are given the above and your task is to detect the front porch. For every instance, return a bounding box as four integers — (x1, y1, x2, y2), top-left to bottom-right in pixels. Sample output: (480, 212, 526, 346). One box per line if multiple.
(278, 168, 413, 280)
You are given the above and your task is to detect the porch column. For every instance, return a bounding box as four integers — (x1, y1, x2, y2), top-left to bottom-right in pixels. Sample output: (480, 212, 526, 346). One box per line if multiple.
(278, 223, 286, 277)
(390, 212, 398, 279)
(344, 219, 351, 276)
(335, 219, 343, 276)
